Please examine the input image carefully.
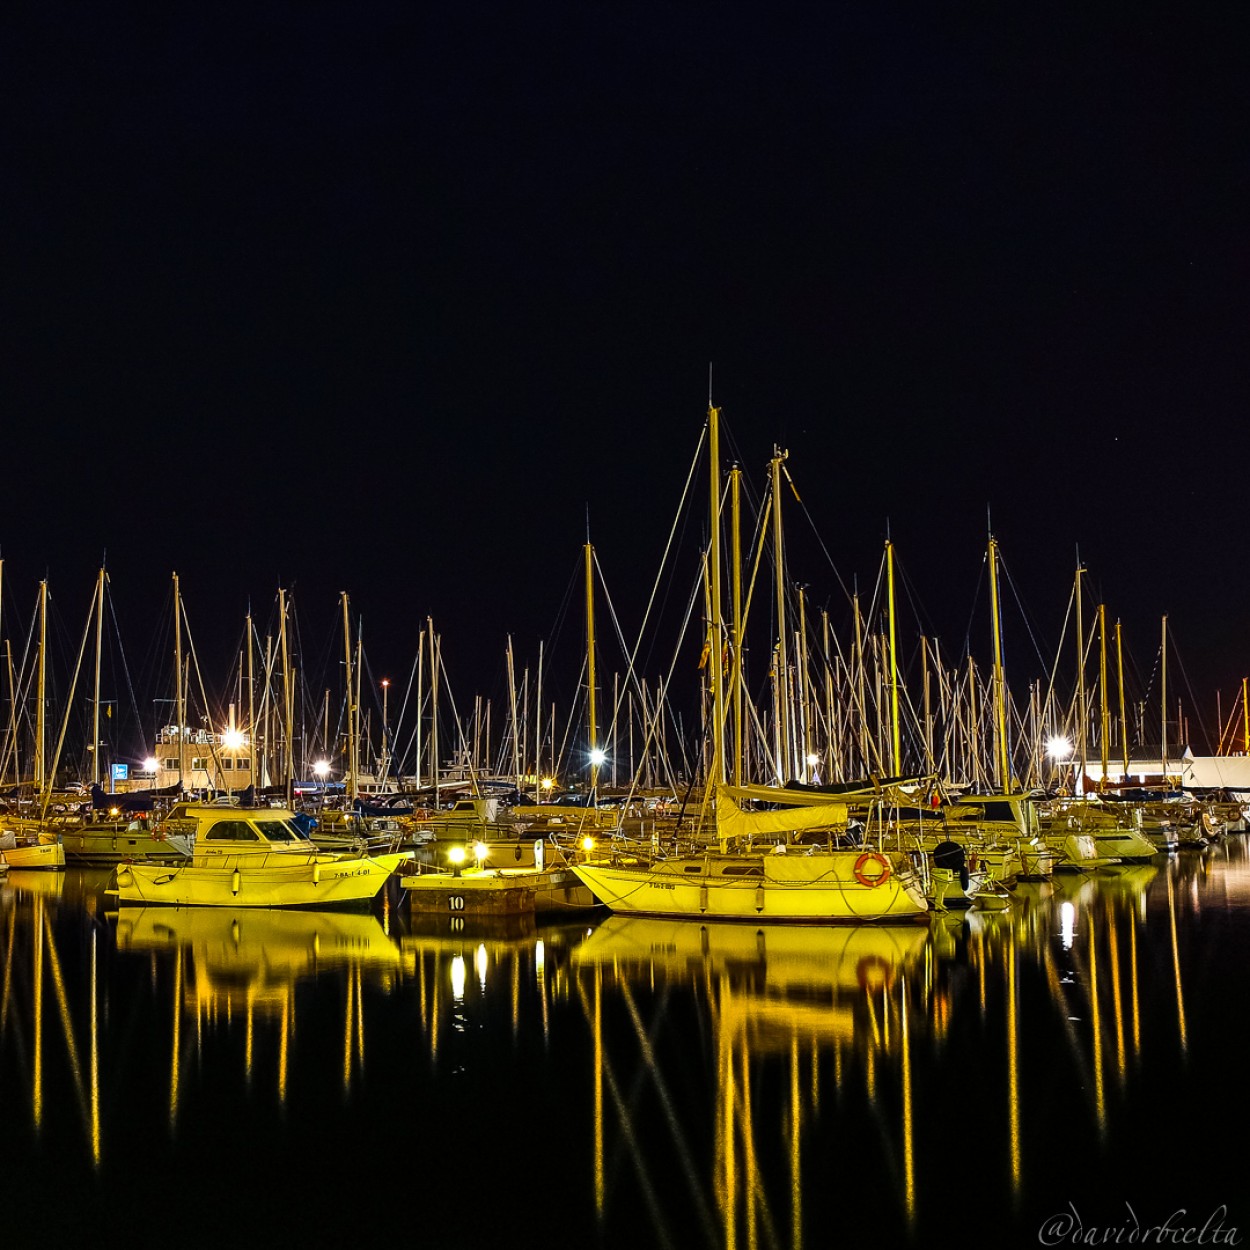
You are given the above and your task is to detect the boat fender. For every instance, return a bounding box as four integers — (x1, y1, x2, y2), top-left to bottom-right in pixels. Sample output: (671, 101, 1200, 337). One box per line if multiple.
(231, 869, 241, 896)
(313, 864, 321, 885)
(853, 851, 892, 888)
(857, 955, 894, 992)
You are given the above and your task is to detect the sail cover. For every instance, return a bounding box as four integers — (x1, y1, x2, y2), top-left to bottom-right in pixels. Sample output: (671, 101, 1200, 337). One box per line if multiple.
(715, 784, 848, 842)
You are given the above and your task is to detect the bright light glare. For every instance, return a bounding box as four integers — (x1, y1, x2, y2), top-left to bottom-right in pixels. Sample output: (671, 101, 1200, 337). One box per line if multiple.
(581, 836, 596, 853)
(541, 777, 554, 790)
(143, 757, 158, 773)
(313, 760, 330, 779)
(472, 841, 488, 861)
(589, 748, 607, 766)
(806, 753, 819, 766)
(475, 943, 488, 989)
(1060, 901, 1076, 949)
(450, 955, 466, 1001)
(1047, 735, 1073, 759)
(222, 728, 246, 751)
(448, 845, 466, 865)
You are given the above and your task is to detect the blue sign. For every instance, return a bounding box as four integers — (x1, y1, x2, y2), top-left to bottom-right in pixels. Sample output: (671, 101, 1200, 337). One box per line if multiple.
(111, 763, 129, 781)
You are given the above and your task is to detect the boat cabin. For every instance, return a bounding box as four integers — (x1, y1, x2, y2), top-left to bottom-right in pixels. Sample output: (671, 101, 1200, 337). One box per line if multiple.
(174, 806, 315, 860)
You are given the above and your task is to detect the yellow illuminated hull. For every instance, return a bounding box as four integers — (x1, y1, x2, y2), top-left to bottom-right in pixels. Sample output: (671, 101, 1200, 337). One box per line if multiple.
(1, 840, 67, 871)
(573, 850, 928, 922)
(112, 851, 413, 908)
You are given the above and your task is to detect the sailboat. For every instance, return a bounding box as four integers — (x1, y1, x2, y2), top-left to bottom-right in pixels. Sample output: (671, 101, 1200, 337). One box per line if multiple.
(572, 405, 929, 924)
(1, 580, 66, 870)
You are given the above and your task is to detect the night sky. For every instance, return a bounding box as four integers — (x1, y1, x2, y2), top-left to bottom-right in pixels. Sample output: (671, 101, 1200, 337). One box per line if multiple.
(7, 4, 1248, 762)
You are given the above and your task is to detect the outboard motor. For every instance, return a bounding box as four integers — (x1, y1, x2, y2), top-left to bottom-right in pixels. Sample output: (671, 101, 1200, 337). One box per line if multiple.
(932, 839, 970, 892)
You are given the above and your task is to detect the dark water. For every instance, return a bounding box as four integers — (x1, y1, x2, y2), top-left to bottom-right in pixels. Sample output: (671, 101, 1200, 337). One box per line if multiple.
(2, 844, 1248, 1249)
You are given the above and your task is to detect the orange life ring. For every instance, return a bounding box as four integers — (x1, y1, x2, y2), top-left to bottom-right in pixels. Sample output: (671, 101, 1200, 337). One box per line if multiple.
(853, 851, 892, 888)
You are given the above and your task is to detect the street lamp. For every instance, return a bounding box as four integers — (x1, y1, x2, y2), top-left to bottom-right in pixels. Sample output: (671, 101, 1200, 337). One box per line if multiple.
(1047, 736, 1074, 795)
(1046, 735, 1073, 760)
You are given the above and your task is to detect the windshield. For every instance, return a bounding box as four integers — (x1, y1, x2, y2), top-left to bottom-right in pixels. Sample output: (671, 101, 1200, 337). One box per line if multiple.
(255, 820, 302, 842)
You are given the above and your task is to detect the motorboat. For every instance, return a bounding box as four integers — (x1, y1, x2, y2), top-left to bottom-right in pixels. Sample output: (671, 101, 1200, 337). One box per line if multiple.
(0, 828, 67, 870)
(106, 804, 413, 908)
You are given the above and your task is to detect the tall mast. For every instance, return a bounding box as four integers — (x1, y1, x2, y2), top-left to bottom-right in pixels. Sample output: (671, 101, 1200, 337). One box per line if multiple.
(770, 447, 790, 782)
(246, 611, 256, 790)
(92, 567, 105, 787)
(341, 593, 356, 804)
(853, 590, 868, 776)
(428, 616, 439, 806)
(414, 632, 424, 790)
(988, 536, 1010, 790)
(535, 640, 544, 798)
(707, 405, 725, 788)
(730, 463, 743, 787)
(966, 659, 979, 791)
(1098, 603, 1110, 791)
(1074, 563, 1087, 790)
(35, 579, 47, 792)
(798, 588, 812, 782)
(1160, 614, 1168, 786)
(278, 587, 293, 803)
(1116, 620, 1129, 780)
(354, 631, 363, 781)
(173, 572, 184, 790)
(584, 542, 599, 794)
(0, 559, 5, 786)
(886, 539, 901, 777)
(822, 610, 836, 781)
(506, 635, 520, 790)
(921, 636, 934, 776)
(1243, 676, 1249, 756)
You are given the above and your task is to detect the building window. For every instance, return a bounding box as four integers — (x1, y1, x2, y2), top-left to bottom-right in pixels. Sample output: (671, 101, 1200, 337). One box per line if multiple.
(222, 758, 233, 770)
(163, 758, 177, 770)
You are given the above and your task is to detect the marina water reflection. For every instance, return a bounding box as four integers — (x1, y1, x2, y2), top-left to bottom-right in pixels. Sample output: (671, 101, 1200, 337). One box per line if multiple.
(2, 845, 1249, 1247)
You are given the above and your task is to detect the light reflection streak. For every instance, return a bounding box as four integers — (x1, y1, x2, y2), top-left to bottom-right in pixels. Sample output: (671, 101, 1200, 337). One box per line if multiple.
(34, 895, 43, 1130)
(1007, 922, 1020, 1199)
(1089, 907, 1106, 1135)
(1167, 868, 1188, 1053)
(91, 930, 100, 1167)
(343, 970, 355, 1089)
(1060, 900, 1076, 948)
(170, 943, 183, 1129)
(1106, 901, 1126, 1086)
(901, 972, 915, 1228)
(0, 847, 1214, 1241)
(41, 906, 93, 1152)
